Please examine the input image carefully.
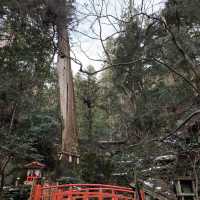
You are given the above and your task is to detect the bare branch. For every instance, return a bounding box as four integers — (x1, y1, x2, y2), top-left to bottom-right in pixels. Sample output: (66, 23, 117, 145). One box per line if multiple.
(153, 58, 200, 94)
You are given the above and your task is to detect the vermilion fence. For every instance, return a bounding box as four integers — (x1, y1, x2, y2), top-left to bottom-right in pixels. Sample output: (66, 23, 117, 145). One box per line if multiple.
(31, 184, 136, 200)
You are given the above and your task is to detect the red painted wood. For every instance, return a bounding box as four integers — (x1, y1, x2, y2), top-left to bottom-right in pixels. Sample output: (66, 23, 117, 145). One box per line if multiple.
(31, 184, 135, 200)
(32, 184, 42, 200)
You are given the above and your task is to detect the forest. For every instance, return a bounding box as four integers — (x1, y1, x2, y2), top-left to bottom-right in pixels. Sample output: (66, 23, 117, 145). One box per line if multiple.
(0, 0, 200, 199)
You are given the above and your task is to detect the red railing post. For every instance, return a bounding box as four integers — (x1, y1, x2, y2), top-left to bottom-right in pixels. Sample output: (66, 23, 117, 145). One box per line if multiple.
(140, 190, 145, 200)
(68, 189, 73, 200)
(52, 191, 63, 200)
(52, 192, 56, 200)
(99, 188, 103, 200)
(112, 189, 117, 200)
(32, 184, 42, 200)
(84, 191, 89, 200)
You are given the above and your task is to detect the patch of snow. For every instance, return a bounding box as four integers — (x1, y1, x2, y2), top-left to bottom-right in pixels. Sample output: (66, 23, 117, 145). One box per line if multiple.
(142, 167, 152, 172)
(156, 186, 162, 190)
(154, 166, 162, 169)
(119, 160, 133, 163)
(112, 172, 128, 176)
(154, 155, 176, 161)
(144, 181, 154, 188)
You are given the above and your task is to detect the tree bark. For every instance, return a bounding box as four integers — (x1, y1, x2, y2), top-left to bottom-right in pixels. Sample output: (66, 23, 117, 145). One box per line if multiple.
(0, 156, 11, 197)
(0, 173, 5, 196)
(56, 0, 78, 162)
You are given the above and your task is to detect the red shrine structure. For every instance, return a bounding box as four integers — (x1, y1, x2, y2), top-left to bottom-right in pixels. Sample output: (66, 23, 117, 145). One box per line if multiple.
(24, 161, 46, 183)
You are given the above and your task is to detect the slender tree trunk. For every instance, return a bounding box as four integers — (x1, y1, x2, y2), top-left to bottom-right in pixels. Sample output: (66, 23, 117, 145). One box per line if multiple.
(88, 107, 93, 139)
(0, 156, 11, 198)
(193, 157, 199, 200)
(0, 173, 5, 195)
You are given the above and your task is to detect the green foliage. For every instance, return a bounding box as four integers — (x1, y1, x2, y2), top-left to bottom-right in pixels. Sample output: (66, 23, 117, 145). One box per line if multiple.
(95, 0, 200, 184)
(0, 0, 200, 188)
(0, 0, 60, 189)
(3, 185, 31, 200)
(80, 152, 114, 183)
(75, 66, 111, 140)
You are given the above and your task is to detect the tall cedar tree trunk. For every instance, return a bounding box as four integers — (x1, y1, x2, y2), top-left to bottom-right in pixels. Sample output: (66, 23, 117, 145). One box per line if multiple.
(56, 0, 78, 162)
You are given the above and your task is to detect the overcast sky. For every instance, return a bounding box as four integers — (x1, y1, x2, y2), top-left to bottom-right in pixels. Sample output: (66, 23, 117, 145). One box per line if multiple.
(70, 0, 166, 74)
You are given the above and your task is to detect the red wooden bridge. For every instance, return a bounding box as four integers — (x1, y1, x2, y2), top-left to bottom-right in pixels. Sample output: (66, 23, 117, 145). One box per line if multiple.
(31, 183, 137, 200)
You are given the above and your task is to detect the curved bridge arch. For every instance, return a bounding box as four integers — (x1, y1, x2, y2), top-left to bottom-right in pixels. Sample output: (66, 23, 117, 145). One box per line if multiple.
(32, 184, 135, 200)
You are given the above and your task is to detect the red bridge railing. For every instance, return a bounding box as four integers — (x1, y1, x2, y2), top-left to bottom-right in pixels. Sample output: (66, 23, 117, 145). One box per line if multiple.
(31, 184, 136, 200)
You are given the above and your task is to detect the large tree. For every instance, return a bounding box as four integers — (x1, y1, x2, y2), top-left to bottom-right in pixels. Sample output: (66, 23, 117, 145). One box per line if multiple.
(0, 0, 59, 191)
(53, 0, 79, 163)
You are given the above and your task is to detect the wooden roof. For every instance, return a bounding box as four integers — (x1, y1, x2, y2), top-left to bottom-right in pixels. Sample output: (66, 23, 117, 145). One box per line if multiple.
(24, 161, 46, 169)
